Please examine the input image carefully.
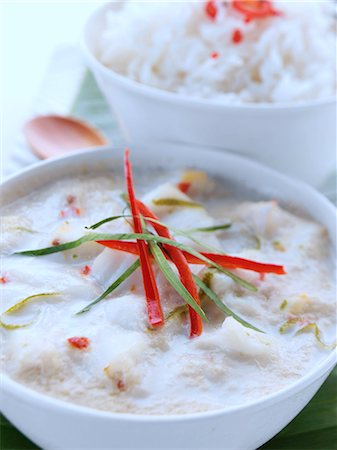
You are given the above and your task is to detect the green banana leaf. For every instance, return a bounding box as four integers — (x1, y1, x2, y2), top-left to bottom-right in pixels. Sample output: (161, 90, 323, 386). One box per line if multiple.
(1, 71, 336, 450)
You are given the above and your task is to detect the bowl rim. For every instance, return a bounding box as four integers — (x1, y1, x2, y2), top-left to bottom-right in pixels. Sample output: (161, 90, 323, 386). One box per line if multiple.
(1, 145, 337, 422)
(81, 2, 337, 112)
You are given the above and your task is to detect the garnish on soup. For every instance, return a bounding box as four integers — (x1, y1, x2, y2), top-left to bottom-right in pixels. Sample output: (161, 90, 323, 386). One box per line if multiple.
(14, 150, 289, 337)
(67, 336, 90, 350)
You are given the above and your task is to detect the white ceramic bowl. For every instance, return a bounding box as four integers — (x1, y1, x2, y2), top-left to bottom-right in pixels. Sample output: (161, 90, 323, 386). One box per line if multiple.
(82, 3, 336, 188)
(1, 145, 336, 450)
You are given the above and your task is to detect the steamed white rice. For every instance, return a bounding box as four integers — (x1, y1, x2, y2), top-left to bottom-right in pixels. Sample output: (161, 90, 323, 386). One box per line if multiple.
(96, 0, 337, 103)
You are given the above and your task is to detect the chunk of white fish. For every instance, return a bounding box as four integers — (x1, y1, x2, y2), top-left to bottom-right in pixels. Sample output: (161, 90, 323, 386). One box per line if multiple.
(196, 317, 278, 362)
(142, 183, 221, 251)
(92, 248, 141, 290)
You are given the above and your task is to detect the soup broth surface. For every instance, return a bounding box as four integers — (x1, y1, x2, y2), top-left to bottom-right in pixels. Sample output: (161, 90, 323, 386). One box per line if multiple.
(1, 169, 336, 414)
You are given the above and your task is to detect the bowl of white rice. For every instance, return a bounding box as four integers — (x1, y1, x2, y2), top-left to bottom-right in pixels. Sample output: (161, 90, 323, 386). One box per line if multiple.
(82, 0, 336, 186)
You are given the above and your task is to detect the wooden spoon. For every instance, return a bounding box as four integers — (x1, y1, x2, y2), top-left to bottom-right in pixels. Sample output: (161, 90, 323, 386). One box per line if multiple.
(23, 115, 108, 159)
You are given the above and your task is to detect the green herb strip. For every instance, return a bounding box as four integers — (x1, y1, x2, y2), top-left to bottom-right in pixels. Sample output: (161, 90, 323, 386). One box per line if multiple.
(76, 259, 141, 314)
(165, 305, 188, 321)
(194, 276, 262, 333)
(86, 213, 228, 254)
(297, 323, 336, 350)
(279, 317, 301, 334)
(87, 214, 230, 236)
(0, 321, 33, 330)
(148, 241, 207, 321)
(142, 216, 227, 254)
(4, 292, 61, 314)
(0, 292, 60, 330)
(186, 223, 231, 233)
(16, 232, 257, 292)
(86, 214, 131, 230)
(280, 299, 288, 310)
(279, 318, 336, 350)
(173, 229, 223, 254)
(152, 198, 202, 208)
(141, 222, 254, 290)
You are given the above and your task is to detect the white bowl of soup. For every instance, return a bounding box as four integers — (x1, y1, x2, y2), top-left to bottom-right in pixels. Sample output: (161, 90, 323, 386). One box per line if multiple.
(82, 1, 336, 187)
(0, 145, 336, 449)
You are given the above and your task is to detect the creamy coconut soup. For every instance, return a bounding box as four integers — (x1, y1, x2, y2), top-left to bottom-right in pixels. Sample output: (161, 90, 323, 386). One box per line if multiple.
(1, 155, 336, 414)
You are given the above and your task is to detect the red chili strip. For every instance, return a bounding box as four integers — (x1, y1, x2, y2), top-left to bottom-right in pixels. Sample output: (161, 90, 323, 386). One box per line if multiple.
(0, 275, 8, 284)
(232, 0, 281, 22)
(124, 149, 164, 327)
(97, 240, 139, 255)
(136, 199, 202, 338)
(187, 252, 286, 275)
(177, 181, 191, 194)
(96, 240, 286, 275)
(80, 265, 91, 276)
(205, 0, 218, 20)
(232, 28, 243, 44)
(67, 336, 90, 349)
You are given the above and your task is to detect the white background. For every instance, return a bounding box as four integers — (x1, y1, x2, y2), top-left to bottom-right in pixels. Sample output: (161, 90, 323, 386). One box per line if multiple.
(1, 1, 104, 171)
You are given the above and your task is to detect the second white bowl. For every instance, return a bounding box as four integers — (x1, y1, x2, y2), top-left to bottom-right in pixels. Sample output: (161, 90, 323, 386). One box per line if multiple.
(82, 3, 336, 187)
